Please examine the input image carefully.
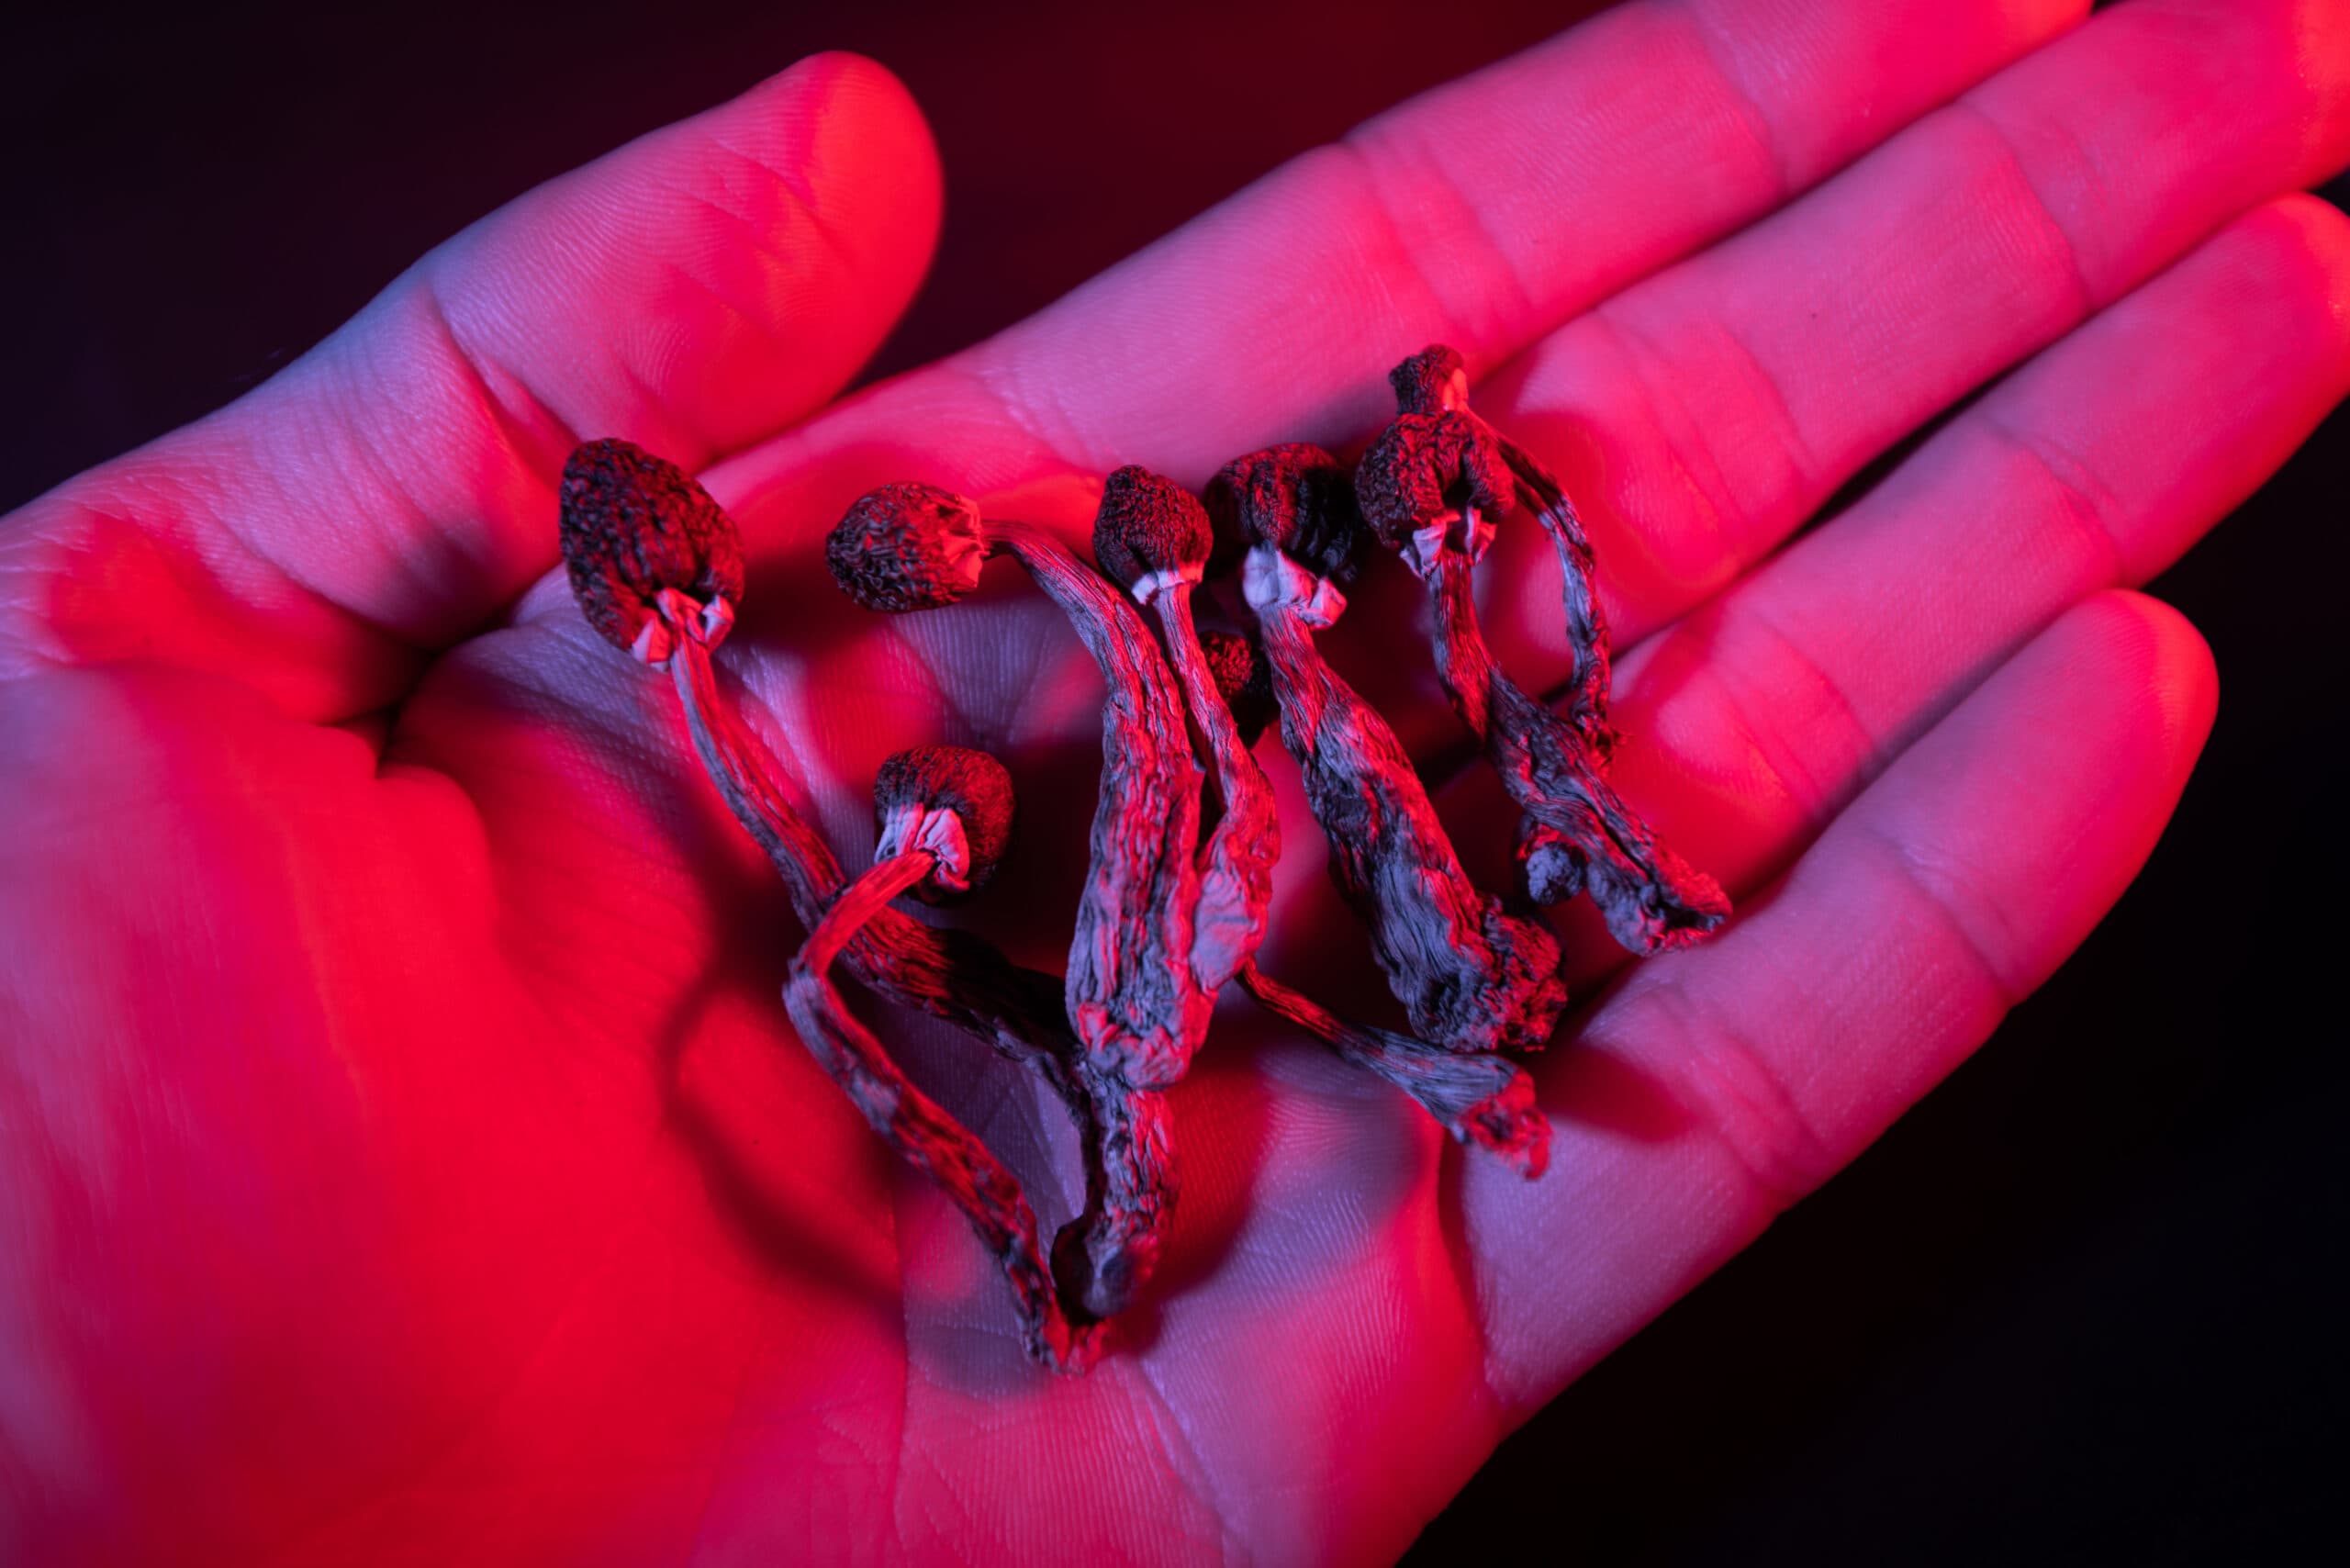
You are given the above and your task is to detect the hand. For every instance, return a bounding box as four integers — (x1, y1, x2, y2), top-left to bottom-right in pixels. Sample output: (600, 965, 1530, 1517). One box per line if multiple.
(5, 2, 2345, 1560)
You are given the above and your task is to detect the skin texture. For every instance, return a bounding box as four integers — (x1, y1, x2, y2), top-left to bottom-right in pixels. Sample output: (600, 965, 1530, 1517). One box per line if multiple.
(2, 4, 2348, 1561)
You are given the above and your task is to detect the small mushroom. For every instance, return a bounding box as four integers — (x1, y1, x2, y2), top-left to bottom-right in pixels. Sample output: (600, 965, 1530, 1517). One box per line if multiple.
(782, 746, 1101, 1372)
(1358, 345, 1729, 952)
(1216, 443, 1569, 1057)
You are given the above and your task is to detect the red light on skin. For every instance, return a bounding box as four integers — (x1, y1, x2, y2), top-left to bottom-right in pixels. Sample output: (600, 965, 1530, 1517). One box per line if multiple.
(5, 0, 2346, 1558)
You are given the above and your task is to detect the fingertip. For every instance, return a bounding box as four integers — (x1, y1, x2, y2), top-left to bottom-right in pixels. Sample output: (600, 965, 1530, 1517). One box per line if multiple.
(728, 50, 945, 280)
(2244, 192, 2350, 368)
(526, 48, 945, 456)
(2062, 588, 2219, 770)
(1847, 589, 2221, 1004)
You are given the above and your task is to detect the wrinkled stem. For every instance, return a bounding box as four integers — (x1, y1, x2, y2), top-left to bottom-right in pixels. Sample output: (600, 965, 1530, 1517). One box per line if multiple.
(1427, 552, 1728, 953)
(1154, 587, 1278, 993)
(1493, 430, 1610, 750)
(1237, 962, 1550, 1178)
(989, 521, 1208, 1324)
(1051, 1077, 1171, 1324)
(668, 628, 842, 924)
(666, 631, 1087, 1072)
(1250, 576, 1567, 1055)
(800, 851, 934, 975)
(784, 851, 1102, 1372)
(664, 625, 1109, 1348)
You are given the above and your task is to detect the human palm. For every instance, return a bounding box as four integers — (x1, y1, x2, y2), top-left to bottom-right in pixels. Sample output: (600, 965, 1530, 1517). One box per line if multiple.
(6, 2, 2348, 1561)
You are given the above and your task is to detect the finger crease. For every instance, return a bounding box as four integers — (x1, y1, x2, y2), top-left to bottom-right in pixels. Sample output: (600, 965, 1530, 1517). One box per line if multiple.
(414, 270, 584, 485)
(1846, 810, 2028, 1012)
(1720, 596, 1879, 824)
(1943, 98, 2099, 318)
(1666, 0, 1796, 199)
(1980, 409, 2133, 587)
(1642, 979, 1832, 1215)
(1334, 126, 1538, 350)
(1585, 307, 1746, 573)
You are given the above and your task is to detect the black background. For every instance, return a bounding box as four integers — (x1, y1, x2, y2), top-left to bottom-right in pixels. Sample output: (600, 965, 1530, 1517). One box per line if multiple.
(9, 2, 2344, 1562)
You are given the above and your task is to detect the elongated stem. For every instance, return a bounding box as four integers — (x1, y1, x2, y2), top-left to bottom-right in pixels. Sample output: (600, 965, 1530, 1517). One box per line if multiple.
(1249, 559, 1568, 1056)
(1493, 431, 1610, 749)
(666, 633, 1081, 1078)
(989, 521, 1209, 1085)
(1050, 1079, 1171, 1326)
(667, 629, 843, 919)
(664, 630, 1110, 1309)
(1154, 588, 1278, 992)
(1427, 551, 1728, 953)
(986, 521, 1211, 1323)
(799, 851, 935, 975)
(1237, 963, 1549, 1178)
(784, 851, 1101, 1372)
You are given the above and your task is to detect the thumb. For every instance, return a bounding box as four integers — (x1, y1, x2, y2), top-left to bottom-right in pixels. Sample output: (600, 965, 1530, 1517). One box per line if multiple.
(0, 51, 941, 721)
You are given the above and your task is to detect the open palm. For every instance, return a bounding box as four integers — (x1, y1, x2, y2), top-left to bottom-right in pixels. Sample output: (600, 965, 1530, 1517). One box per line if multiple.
(6, 1, 2347, 1561)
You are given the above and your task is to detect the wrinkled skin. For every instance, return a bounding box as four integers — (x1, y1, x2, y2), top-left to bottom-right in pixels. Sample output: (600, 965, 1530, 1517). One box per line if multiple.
(5, 5, 2349, 1562)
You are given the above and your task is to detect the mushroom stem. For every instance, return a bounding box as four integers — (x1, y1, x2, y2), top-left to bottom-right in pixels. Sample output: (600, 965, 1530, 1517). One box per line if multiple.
(984, 519, 1207, 1325)
(784, 846, 1102, 1374)
(1237, 962, 1550, 1177)
(1164, 588, 1281, 989)
(1493, 433, 1609, 748)
(663, 610, 1083, 1086)
(1426, 550, 1727, 951)
(1358, 346, 1729, 951)
(1241, 532, 1566, 1057)
(1091, 469, 1281, 996)
(829, 487, 1213, 1327)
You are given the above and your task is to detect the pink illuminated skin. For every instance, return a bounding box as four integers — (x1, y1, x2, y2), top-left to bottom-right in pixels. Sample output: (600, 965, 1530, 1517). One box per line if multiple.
(3, 5, 2348, 1562)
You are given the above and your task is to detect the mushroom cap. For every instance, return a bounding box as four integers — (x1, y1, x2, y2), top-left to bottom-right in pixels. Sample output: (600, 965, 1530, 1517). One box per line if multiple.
(1204, 442, 1364, 584)
(1091, 465, 1212, 589)
(1353, 410, 1515, 551)
(558, 438, 745, 655)
(873, 745, 1016, 899)
(1387, 343, 1466, 416)
(826, 482, 988, 612)
(1199, 629, 1277, 749)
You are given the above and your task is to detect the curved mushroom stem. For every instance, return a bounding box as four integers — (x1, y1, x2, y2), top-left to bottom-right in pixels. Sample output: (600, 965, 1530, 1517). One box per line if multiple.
(1049, 1081, 1171, 1327)
(887, 510, 1209, 1327)
(1237, 962, 1550, 1177)
(982, 520, 1211, 1085)
(1147, 585, 1279, 992)
(567, 448, 1111, 1362)
(828, 485, 1218, 1327)
(1243, 543, 1568, 1056)
(1425, 551, 1729, 952)
(1362, 352, 1730, 950)
(1492, 433, 1609, 748)
(656, 591, 1089, 1084)
(658, 589, 1114, 1357)
(784, 847, 1102, 1373)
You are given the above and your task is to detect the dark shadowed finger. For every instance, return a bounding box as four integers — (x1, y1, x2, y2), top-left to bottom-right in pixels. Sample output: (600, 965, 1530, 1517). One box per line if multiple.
(1464, 589, 2219, 1410)
(0, 53, 941, 720)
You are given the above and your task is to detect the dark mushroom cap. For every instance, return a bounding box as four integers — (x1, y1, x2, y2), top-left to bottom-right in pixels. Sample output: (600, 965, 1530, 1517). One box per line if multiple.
(558, 438, 745, 655)
(1199, 629, 1277, 749)
(1204, 442, 1364, 584)
(826, 482, 988, 612)
(1353, 410, 1515, 551)
(1387, 343, 1467, 416)
(874, 744, 1016, 899)
(1091, 465, 1212, 589)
